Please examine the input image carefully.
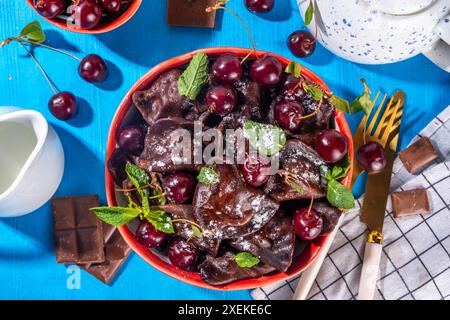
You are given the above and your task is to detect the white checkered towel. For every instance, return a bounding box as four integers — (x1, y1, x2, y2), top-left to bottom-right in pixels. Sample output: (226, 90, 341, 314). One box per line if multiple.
(252, 106, 450, 300)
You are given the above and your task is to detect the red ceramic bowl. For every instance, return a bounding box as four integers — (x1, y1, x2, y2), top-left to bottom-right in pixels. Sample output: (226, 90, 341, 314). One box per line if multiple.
(106, 47, 354, 291)
(26, 0, 142, 34)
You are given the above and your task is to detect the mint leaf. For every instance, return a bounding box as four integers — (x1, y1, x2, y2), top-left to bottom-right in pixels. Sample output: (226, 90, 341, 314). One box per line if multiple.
(330, 155, 351, 181)
(304, 1, 314, 26)
(326, 179, 355, 209)
(191, 225, 204, 238)
(243, 120, 286, 156)
(20, 21, 45, 43)
(197, 167, 220, 185)
(90, 207, 140, 227)
(233, 252, 260, 268)
(303, 83, 323, 101)
(285, 61, 302, 78)
(125, 163, 150, 213)
(178, 52, 209, 101)
(330, 95, 350, 113)
(349, 78, 372, 115)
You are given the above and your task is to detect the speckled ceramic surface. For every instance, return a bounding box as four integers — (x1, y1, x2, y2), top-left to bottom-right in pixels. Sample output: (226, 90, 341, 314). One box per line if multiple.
(298, 0, 450, 71)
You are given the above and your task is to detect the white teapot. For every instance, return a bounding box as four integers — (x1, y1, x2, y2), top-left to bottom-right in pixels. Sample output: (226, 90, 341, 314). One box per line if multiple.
(298, 0, 450, 72)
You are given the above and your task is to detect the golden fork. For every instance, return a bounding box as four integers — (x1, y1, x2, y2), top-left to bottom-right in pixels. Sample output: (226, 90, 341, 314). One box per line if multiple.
(293, 90, 404, 300)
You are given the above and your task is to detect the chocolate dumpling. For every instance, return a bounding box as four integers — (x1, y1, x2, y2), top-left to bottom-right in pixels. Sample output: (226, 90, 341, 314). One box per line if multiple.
(229, 210, 295, 272)
(198, 252, 276, 286)
(314, 202, 341, 234)
(193, 165, 279, 239)
(264, 139, 327, 202)
(137, 118, 202, 173)
(153, 204, 221, 257)
(133, 70, 187, 125)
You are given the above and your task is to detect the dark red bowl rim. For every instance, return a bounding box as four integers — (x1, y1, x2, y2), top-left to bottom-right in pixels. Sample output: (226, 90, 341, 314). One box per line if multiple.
(105, 47, 354, 291)
(26, 0, 142, 34)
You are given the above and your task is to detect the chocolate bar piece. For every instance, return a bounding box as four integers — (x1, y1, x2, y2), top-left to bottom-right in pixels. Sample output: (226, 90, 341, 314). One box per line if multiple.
(52, 195, 105, 264)
(83, 223, 132, 284)
(391, 188, 430, 218)
(167, 0, 217, 28)
(398, 137, 438, 173)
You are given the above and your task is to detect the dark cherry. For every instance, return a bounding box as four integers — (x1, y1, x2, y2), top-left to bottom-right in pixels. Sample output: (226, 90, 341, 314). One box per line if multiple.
(206, 85, 237, 116)
(48, 91, 78, 121)
(287, 30, 316, 58)
(99, 0, 122, 13)
(163, 173, 197, 204)
(240, 153, 271, 187)
(281, 74, 306, 100)
(293, 208, 323, 241)
(250, 56, 283, 88)
(78, 54, 108, 83)
(34, 0, 66, 18)
(212, 54, 243, 85)
(273, 99, 304, 131)
(168, 239, 198, 269)
(315, 129, 348, 163)
(356, 141, 387, 174)
(136, 220, 166, 248)
(69, 0, 102, 30)
(117, 125, 145, 156)
(244, 0, 275, 13)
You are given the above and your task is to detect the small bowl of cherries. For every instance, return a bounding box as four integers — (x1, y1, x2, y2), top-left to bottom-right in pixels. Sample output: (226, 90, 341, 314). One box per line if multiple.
(27, 0, 142, 34)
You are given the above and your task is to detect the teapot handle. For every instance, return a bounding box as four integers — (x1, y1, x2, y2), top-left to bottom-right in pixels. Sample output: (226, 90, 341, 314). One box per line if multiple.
(424, 16, 450, 73)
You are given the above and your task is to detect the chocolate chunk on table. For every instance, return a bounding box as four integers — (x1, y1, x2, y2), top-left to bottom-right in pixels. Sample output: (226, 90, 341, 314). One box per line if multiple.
(391, 188, 431, 218)
(398, 137, 438, 173)
(83, 223, 132, 284)
(52, 195, 105, 264)
(167, 0, 217, 28)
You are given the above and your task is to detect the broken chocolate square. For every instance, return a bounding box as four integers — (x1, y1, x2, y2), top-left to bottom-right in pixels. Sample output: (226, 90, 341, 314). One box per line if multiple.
(398, 137, 438, 174)
(167, 0, 217, 28)
(52, 195, 105, 264)
(391, 188, 431, 218)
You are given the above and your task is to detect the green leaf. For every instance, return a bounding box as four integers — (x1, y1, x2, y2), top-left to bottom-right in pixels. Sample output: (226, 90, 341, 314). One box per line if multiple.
(326, 179, 355, 210)
(243, 120, 287, 156)
(125, 163, 150, 213)
(286, 179, 304, 195)
(304, 1, 314, 26)
(349, 78, 372, 115)
(144, 209, 174, 233)
(90, 207, 140, 227)
(233, 252, 260, 268)
(191, 225, 204, 238)
(197, 167, 220, 185)
(330, 95, 350, 113)
(151, 188, 167, 206)
(329, 155, 351, 181)
(303, 83, 323, 101)
(285, 61, 302, 78)
(178, 52, 209, 101)
(20, 21, 45, 43)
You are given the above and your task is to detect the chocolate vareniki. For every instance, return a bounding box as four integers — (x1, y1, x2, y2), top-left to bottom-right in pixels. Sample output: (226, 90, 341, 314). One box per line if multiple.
(105, 52, 353, 286)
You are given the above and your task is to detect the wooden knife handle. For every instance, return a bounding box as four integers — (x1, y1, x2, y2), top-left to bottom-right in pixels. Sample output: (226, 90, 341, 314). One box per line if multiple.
(357, 241, 383, 300)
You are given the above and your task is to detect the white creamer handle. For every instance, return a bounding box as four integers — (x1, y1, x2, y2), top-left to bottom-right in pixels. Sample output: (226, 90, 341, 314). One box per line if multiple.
(424, 15, 450, 73)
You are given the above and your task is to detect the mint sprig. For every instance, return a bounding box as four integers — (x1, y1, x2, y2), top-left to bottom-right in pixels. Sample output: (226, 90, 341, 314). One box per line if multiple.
(197, 167, 220, 185)
(233, 252, 260, 268)
(244, 120, 286, 156)
(285, 61, 302, 78)
(178, 52, 209, 101)
(90, 164, 174, 233)
(322, 160, 355, 210)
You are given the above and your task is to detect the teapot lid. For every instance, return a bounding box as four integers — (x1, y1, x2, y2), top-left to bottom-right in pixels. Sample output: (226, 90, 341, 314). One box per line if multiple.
(366, 0, 434, 15)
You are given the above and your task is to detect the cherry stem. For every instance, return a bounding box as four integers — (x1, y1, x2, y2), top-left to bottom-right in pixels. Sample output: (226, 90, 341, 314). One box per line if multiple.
(14, 37, 82, 61)
(115, 183, 161, 193)
(296, 99, 321, 120)
(207, 3, 258, 56)
(19, 42, 59, 95)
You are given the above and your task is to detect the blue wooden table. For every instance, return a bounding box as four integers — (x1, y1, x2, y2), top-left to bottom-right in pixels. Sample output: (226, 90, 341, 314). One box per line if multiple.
(0, 0, 449, 300)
